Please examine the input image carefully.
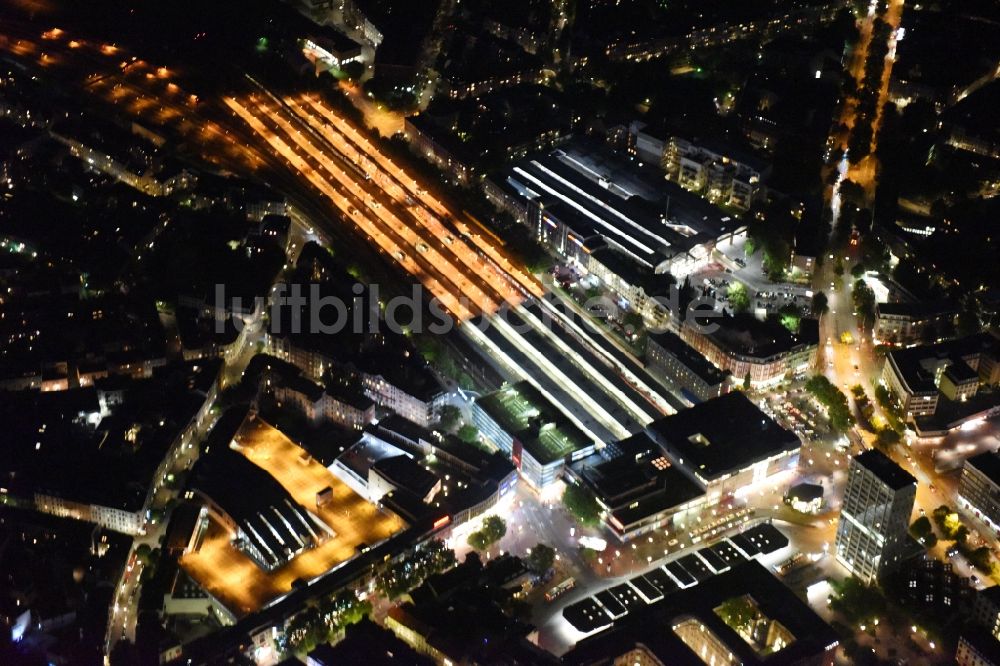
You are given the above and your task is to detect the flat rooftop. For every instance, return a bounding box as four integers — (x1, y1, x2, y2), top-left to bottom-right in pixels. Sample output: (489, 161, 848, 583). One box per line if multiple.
(966, 452, 1000, 486)
(500, 144, 738, 269)
(646, 392, 800, 483)
(695, 313, 819, 361)
(475, 381, 593, 465)
(647, 330, 729, 385)
(887, 332, 1000, 394)
(574, 433, 704, 530)
(189, 448, 320, 571)
(853, 449, 916, 491)
(180, 420, 405, 616)
(565, 559, 836, 665)
(876, 300, 957, 319)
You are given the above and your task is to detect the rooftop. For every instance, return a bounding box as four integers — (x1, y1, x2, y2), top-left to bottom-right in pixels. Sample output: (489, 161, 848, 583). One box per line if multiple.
(887, 332, 1000, 394)
(647, 330, 729, 386)
(693, 312, 819, 361)
(876, 300, 958, 319)
(499, 143, 739, 270)
(966, 452, 1000, 485)
(564, 559, 837, 665)
(371, 455, 439, 500)
(0, 362, 216, 513)
(475, 381, 594, 464)
(574, 433, 705, 532)
(853, 449, 916, 491)
(188, 447, 319, 571)
(645, 392, 800, 483)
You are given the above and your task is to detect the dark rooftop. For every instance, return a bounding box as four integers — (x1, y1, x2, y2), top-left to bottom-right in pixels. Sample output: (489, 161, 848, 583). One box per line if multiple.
(307, 617, 433, 665)
(645, 392, 800, 483)
(694, 312, 820, 361)
(647, 330, 729, 386)
(371, 455, 439, 500)
(564, 559, 836, 666)
(853, 449, 916, 492)
(966, 453, 1000, 486)
(876, 300, 958, 319)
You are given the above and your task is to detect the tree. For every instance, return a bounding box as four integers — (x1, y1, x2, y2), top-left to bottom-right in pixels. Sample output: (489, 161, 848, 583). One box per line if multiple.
(135, 543, 152, 566)
(457, 424, 479, 444)
(467, 516, 507, 550)
(829, 577, 886, 624)
(811, 291, 829, 316)
(717, 596, 758, 633)
(910, 516, 933, 540)
(875, 427, 900, 450)
(437, 405, 462, 431)
(527, 544, 556, 574)
(852, 279, 877, 330)
(563, 483, 601, 526)
(726, 282, 750, 313)
(838, 179, 867, 208)
(743, 372, 752, 391)
(805, 375, 855, 432)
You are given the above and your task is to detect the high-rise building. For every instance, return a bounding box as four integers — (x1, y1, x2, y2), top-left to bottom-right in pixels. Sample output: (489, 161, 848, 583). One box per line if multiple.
(835, 450, 917, 584)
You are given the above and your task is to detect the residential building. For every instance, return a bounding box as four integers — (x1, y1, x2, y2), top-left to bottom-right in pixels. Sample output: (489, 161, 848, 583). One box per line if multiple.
(957, 628, 1000, 666)
(959, 453, 1000, 537)
(835, 450, 917, 584)
(645, 330, 730, 403)
(664, 136, 768, 211)
(874, 300, 959, 347)
(881, 333, 1000, 422)
(681, 313, 819, 389)
(271, 372, 376, 430)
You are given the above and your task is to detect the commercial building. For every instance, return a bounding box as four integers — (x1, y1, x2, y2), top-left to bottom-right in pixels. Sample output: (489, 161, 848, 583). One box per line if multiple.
(563, 559, 838, 666)
(568, 432, 705, 542)
(188, 447, 331, 572)
(645, 391, 801, 502)
(645, 330, 730, 403)
(881, 333, 1000, 422)
(784, 482, 824, 514)
(301, 29, 363, 72)
(959, 453, 1000, 537)
(874, 300, 959, 347)
(368, 455, 442, 505)
(486, 144, 746, 288)
(835, 450, 917, 585)
(473, 381, 597, 490)
(681, 313, 819, 389)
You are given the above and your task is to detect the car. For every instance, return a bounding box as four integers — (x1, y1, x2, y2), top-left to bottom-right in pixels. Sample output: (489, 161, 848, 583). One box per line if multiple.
(667, 538, 679, 547)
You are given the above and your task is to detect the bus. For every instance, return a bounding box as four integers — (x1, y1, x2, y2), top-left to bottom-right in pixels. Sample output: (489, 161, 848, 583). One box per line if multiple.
(545, 577, 576, 602)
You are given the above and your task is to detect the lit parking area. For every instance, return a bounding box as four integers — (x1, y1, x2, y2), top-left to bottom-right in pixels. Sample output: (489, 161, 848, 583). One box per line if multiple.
(180, 420, 405, 615)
